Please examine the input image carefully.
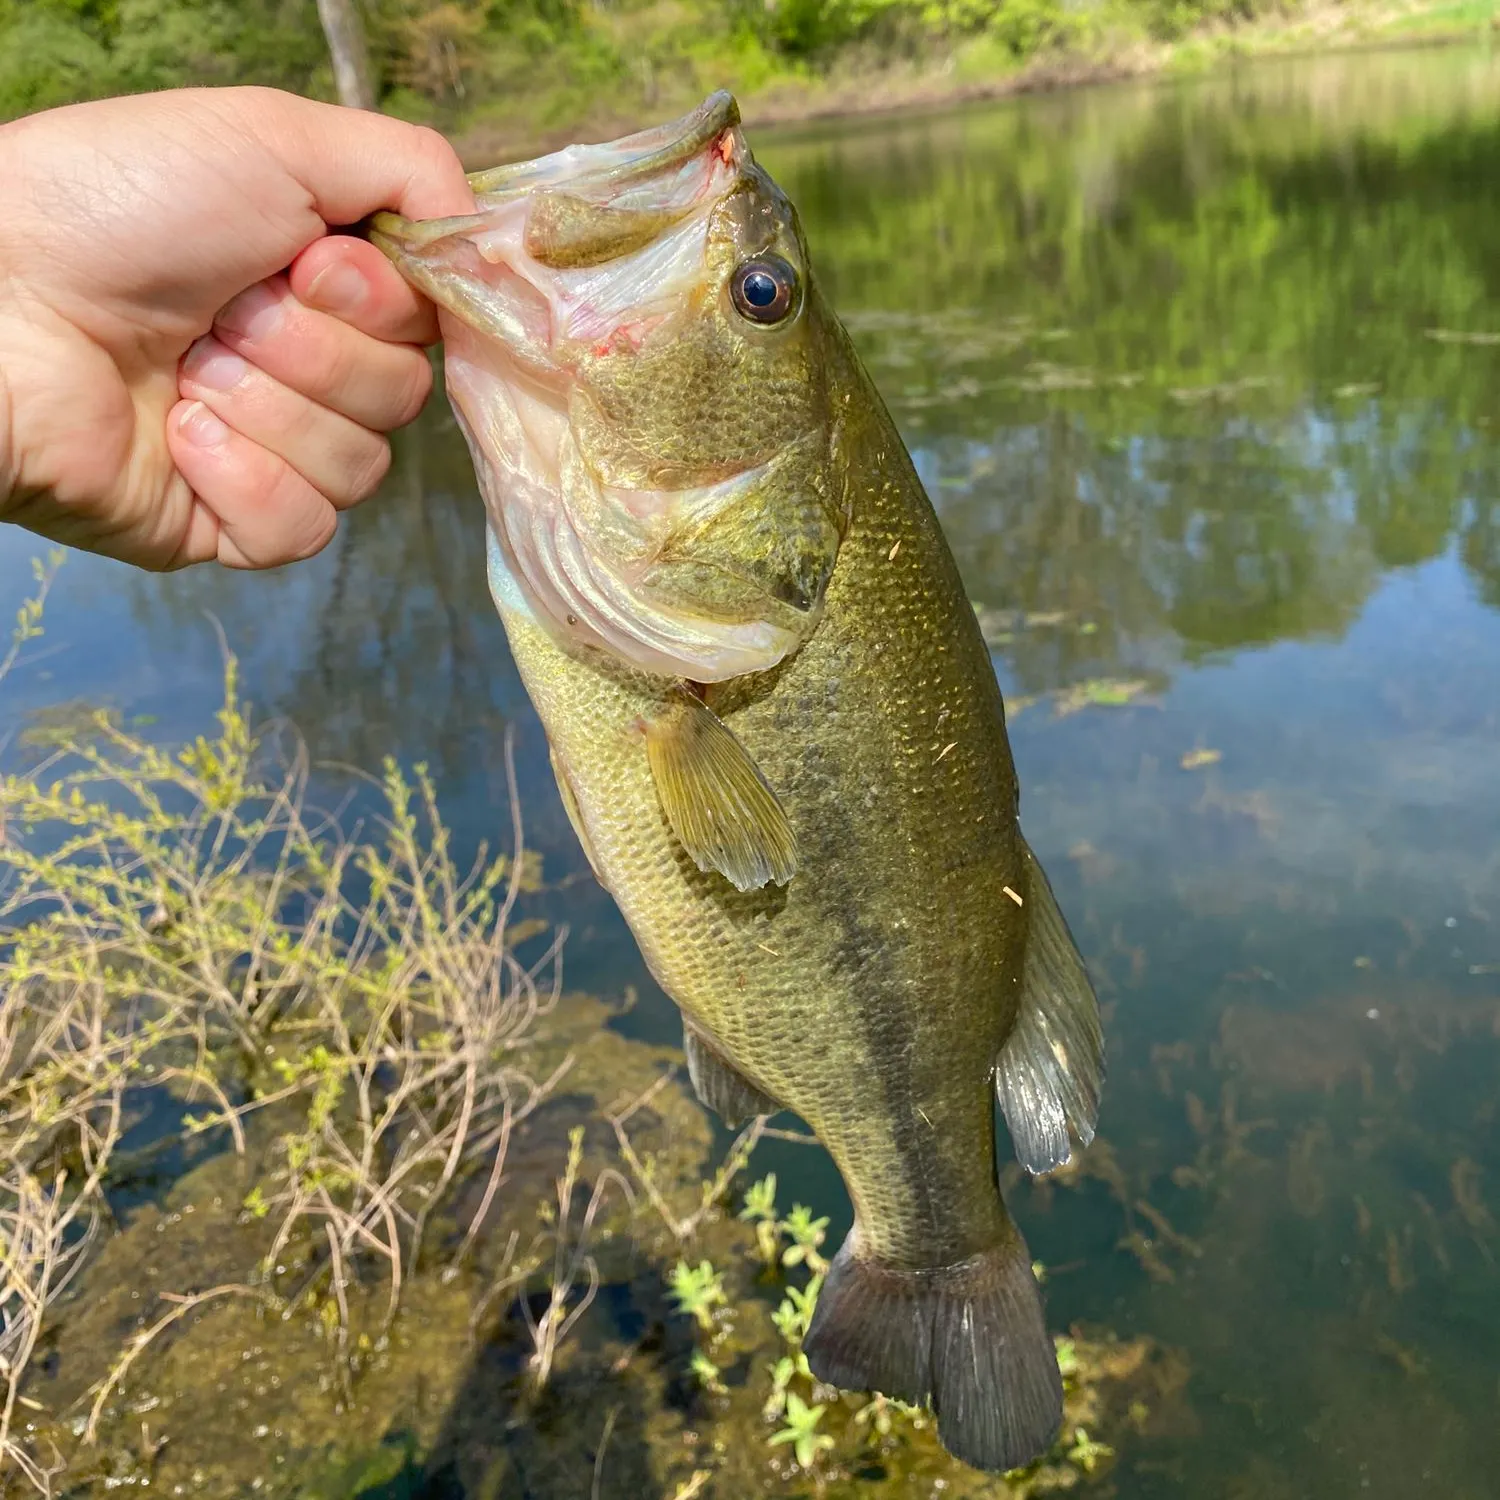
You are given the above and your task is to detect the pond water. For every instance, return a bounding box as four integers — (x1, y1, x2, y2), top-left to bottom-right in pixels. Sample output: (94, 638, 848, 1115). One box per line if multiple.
(5, 41, 1500, 1498)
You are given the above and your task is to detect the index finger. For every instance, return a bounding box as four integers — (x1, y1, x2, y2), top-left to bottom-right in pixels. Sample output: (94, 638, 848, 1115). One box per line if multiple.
(289, 236, 441, 346)
(214, 86, 477, 223)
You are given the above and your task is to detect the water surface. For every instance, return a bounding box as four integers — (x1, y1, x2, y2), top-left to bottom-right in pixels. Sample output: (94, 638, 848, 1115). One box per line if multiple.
(6, 43, 1500, 1497)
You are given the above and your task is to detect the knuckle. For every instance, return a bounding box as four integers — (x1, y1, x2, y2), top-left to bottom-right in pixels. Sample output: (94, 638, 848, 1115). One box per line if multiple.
(414, 124, 460, 171)
(392, 356, 433, 427)
(265, 451, 319, 514)
(293, 503, 339, 562)
(312, 335, 357, 403)
(268, 465, 337, 561)
(347, 437, 392, 503)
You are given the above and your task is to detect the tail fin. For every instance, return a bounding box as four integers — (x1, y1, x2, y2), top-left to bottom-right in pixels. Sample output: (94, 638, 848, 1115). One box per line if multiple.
(802, 1227, 1062, 1473)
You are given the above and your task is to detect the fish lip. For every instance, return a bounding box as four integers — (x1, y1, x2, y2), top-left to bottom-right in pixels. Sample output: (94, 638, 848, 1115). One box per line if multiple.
(367, 90, 743, 262)
(464, 92, 742, 203)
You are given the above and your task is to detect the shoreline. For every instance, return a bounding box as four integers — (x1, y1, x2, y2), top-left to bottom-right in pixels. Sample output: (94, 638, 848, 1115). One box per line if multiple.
(449, 3, 1494, 164)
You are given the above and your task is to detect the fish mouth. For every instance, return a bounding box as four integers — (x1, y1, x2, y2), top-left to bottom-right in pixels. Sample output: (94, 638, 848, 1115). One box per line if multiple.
(466, 91, 741, 204)
(368, 91, 742, 262)
(367, 92, 750, 367)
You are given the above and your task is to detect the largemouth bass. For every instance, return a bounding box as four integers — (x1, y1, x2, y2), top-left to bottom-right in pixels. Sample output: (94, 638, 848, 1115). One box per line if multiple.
(371, 93, 1103, 1473)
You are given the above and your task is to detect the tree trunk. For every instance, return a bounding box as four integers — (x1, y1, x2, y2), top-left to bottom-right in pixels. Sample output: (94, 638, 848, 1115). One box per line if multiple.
(316, 0, 377, 111)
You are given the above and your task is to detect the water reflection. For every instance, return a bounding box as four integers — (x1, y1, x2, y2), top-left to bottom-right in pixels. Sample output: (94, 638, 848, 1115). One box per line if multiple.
(762, 50, 1500, 699)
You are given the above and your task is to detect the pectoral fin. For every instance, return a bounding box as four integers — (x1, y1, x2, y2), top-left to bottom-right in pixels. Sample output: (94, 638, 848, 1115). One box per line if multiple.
(683, 1021, 782, 1126)
(643, 691, 798, 892)
(995, 843, 1104, 1175)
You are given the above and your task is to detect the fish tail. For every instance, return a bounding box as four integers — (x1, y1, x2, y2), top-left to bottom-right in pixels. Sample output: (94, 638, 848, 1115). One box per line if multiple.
(802, 1222, 1061, 1473)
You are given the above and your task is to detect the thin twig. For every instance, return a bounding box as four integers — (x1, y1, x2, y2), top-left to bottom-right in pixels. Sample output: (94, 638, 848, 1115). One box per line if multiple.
(591, 1403, 620, 1500)
(84, 1285, 263, 1443)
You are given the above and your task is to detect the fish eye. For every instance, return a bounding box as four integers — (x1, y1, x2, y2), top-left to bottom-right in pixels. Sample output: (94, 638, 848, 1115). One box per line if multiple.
(730, 255, 799, 325)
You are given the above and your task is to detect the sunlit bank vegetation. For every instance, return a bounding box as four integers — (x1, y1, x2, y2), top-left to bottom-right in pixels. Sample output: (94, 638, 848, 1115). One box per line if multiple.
(1, 0, 1491, 150)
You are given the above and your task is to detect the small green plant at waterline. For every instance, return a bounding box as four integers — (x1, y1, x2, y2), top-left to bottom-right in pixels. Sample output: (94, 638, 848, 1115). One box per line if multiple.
(853, 1391, 925, 1436)
(764, 1351, 813, 1422)
(691, 1349, 729, 1396)
(771, 1274, 823, 1345)
(769, 1389, 835, 1471)
(779, 1203, 830, 1273)
(1067, 1427, 1114, 1473)
(739, 1172, 782, 1268)
(668, 1258, 728, 1329)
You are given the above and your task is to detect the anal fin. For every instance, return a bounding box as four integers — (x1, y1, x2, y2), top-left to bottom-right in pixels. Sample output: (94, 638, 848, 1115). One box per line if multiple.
(995, 842, 1104, 1175)
(643, 689, 798, 892)
(683, 1022, 781, 1127)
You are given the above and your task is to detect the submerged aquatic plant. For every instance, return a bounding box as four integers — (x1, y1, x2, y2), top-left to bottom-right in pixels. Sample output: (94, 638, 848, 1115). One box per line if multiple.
(739, 1172, 782, 1267)
(769, 1389, 834, 1470)
(778, 1203, 830, 1273)
(770, 1275, 822, 1344)
(1067, 1428, 1114, 1473)
(668, 1258, 728, 1329)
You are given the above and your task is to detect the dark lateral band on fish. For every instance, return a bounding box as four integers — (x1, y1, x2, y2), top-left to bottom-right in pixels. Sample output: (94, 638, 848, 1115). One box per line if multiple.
(372, 92, 1105, 1477)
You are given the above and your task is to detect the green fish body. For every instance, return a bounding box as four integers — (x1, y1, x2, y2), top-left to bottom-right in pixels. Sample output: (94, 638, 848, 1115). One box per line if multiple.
(372, 93, 1103, 1473)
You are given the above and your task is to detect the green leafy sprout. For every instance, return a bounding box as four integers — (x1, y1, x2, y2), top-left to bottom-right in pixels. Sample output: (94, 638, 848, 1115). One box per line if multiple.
(779, 1203, 830, 1273)
(769, 1390, 835, 1470)
(668, 1259, 727, 1330)
(1067, 1428, 1114, 1473)
(739, 1173, 783, 1267)
(771, 1273, 822, 1345)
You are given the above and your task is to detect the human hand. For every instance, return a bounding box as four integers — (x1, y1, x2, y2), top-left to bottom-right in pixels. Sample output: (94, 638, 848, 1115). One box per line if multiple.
(0, 86, 474, 570)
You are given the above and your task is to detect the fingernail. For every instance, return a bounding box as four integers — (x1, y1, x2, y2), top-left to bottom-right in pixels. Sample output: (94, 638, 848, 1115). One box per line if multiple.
(178, 400, 230, 448)
(216, 282, 282, 341)
(304, 261, 369, 315)
(182, 336, 248, 391)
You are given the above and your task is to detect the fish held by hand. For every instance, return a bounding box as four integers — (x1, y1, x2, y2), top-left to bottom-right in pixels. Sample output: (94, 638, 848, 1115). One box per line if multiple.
(371, 92, 1104, 1475)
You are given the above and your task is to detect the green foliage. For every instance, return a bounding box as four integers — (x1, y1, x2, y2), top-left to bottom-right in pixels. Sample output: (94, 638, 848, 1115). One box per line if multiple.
(769, 1389, 835, 1469)
(778, 1202, 830, 1272)
(690, 1348, 728, 1393)
(770, 1273, 822, 1342)
(668, 1257, 728, 1328)
(0, 5, 114, 116)
(0, 0, 333, 116)
(1066, 1427, 1114, 1471)
(2, 0, 1457, 134)
(739, 1172, 778, 1222)
(738, 1171, 783, 1267)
